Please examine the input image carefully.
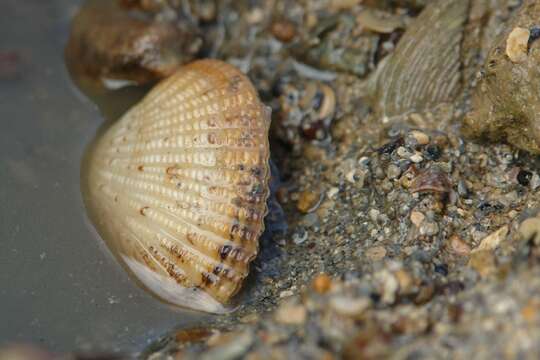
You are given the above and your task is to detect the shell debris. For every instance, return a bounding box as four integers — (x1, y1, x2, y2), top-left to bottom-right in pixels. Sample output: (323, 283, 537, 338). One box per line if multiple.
(83, 59, 271, 313)
(506, 27, 530, 63)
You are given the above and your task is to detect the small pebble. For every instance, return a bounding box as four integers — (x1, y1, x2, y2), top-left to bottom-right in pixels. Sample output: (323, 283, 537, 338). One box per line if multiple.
(394, 269, 414, 294)
(519, 216, 540, 246)
(271, 19, 297, 43)
(387, 164, 402, 179)
(410, 153, 424, 163)
(279, 290, 294, 298)
(369, 208, 380, 223)
(468, 250, 496, 277)
(275, 303, 307, 325)
(240, 313, 259, 324)
(449, 234, 471, 256)
(297, 191, 323, 213)
(327, 187, 339, 198)
(204, 331, 254, 359)
(397, 146, 413, 158)
(472, 226, 508, 252)
(377, 270, 399, 304)
(329, 296, 371, 317)
(346, 170, 358, 183)
(521, 301, 540, 323)
(529, 172, 540, 190)
(419, 221, 439, 236)
(410, 130, 430, 145)
(517, 170, 532, 186)
(292, 228, 308, 244)
(424, 144, 442, 160)
(366, 246, 386, 261)
(410, 211, 425, 227)
(506, 27, 530, 63)
(312, 273, 332, 294)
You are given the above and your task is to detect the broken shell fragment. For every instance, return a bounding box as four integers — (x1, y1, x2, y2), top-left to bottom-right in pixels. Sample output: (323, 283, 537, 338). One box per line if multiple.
(409, 167, 451, 194)
(82, 59, 271, 313)
(506, 27, 530, 63)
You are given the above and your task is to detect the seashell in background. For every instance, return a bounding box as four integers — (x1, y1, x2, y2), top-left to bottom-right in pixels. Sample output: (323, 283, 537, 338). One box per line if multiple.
(369, 0, 470, 119)
(82, 59, 271, 313)
(65, 0, 203, 87)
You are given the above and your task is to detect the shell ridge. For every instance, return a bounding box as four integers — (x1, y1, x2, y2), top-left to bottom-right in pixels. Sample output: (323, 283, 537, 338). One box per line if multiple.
(86, 59, 271, 311)
(121, 167, 267, 218)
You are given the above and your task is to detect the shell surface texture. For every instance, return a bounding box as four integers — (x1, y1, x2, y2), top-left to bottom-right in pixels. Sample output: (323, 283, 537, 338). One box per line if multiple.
(83, 59, 271, 313)
(370, 0, 470, 119)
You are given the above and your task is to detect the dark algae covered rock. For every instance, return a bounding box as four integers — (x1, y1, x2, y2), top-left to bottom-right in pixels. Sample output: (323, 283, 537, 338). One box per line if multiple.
(463, 0, 540, 154)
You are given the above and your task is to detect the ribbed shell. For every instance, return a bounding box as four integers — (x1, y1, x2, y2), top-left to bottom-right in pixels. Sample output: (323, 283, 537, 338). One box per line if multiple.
(371, 0, 470, 118)
(83, 59, 271, 313)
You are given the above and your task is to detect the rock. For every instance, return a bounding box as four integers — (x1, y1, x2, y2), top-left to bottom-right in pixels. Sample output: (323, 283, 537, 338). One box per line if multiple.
(297, 191, 323, 213)
(376, 270, 399, 304)
(327, 187, 340, 199)
(472, 226, 509, 252)
(394, 269, 414, 294)
(312, 273, 332, 294)
(519, 216, 540, 244)
(521, 300, 540, 323)
(369, 208, 381, 223)
(506, 27, 530, 63)
(409, 153, 424, 163)
(387, 164, 402, 179)
(409, 130, 430, 145)
(292, 228, 309, 244)
(275, 302, 307, 325)
(410, 211, 425, 227)
(366, 246, 387, 261)
(175, 328, 215, 344)
(397, 146, 413, 158)
(65, 0, 202, 86)
(463, 1, 540, 154)
(449, 234, 472, 256)
(329, 296, 371, 317)
(271, 19, 297, 43)
(419, 221, 439, 236)
(468, 250, 496, 277)
(202, 331, 254, 360)
(279, 290, 295, 298)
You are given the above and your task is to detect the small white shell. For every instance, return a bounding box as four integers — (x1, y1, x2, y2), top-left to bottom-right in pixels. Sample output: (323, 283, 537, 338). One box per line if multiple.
(83, 59, 271, 313)
(506, 27, 530, 63)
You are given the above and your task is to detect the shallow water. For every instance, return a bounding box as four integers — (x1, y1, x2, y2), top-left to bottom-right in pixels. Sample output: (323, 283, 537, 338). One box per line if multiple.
(0, 1, 209, 353)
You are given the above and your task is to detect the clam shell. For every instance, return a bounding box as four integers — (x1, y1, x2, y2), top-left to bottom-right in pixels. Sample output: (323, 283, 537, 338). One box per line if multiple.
(370, 0, 470, 118)
(83, 59, 271, 313)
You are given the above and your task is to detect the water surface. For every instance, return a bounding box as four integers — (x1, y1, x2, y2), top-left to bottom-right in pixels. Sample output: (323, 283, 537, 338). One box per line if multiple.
(0, 0, 209, 353)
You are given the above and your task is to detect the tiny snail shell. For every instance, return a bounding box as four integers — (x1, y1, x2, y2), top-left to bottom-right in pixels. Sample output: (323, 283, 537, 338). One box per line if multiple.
(409, 166, 451, 194)
(82, 59, 271, 313)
